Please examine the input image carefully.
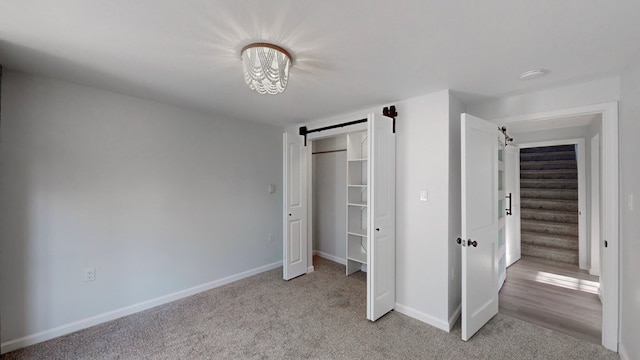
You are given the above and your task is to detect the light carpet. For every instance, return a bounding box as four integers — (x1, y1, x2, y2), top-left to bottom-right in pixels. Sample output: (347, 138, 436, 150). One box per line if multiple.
(1, 257, 618, 359)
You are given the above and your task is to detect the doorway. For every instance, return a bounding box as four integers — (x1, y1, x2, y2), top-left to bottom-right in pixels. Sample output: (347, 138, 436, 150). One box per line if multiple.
(311, 135, 348, 266)
(460, 103, 618, 351)
(498, 111, 611, 346)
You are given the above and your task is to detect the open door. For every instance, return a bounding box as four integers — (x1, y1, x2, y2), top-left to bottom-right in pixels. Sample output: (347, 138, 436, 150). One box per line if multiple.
(461, 113, 499, 340)
(283, 131, 307, 280)
(367, 112, 396, 321)
(504, 144, 521, 267)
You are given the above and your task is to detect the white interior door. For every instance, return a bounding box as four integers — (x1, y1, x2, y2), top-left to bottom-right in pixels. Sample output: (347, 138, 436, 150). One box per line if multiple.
(367, 113, 396, 321)
(283, 131, 307, 280)
(461, 113, 499, 341)
(505, 144, 521, 267)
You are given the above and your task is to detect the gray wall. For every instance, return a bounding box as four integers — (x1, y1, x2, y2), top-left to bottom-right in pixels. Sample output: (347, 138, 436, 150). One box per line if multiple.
(447, 93, 463, 320)
(311, 136, 347, 262)
(619, 55, 640, 360)
(0, 71, 283, 343)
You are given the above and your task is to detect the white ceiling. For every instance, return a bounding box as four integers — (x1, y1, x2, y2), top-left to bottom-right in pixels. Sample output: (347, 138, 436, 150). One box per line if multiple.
(1, 1, 639, 126)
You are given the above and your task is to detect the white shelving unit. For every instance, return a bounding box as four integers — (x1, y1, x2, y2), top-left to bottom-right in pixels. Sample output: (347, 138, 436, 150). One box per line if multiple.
(346, 131, 369, 275)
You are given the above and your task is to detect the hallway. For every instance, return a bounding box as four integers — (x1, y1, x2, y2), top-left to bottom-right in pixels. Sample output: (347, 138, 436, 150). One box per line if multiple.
(499, 256, 602, 345)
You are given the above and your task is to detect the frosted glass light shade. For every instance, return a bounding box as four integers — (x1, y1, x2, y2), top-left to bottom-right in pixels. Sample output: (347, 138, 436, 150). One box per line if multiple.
(241, 43, 291, 95)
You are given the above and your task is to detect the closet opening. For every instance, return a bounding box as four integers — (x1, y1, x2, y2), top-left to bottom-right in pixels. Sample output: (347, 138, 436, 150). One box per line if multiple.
(310, 130, 370, 277)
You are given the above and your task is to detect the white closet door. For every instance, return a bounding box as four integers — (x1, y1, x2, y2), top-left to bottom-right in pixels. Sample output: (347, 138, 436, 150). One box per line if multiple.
(461, 113, 499, 341)
(283, 131, 307, 280)
(367, 113, 396, 321)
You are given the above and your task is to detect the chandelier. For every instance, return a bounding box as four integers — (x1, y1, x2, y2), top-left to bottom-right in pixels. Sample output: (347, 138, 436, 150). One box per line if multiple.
(241, 43, 291, 95)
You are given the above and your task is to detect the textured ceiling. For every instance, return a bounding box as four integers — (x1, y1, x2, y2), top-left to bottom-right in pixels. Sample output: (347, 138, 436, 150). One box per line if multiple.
(1, 0, 639, 126)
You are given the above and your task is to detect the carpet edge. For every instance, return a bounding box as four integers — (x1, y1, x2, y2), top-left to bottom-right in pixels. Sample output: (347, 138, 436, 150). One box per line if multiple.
(0, 260, 283, 355)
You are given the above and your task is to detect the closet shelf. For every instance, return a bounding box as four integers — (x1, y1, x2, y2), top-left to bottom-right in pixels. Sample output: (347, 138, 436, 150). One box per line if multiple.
(347, 254, 367, 264)
(346, 130, 369, 276)
(347, 230, 367, 237)
(347, 202, 367, 207)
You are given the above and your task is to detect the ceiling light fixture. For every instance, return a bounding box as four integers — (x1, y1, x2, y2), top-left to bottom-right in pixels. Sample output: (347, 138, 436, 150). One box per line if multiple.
(519, 69, 547, 80)
(241, 43, 291, 95)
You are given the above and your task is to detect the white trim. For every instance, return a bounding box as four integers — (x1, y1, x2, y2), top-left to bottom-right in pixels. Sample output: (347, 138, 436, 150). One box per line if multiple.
(598, 286, 603, 303)
(589, 134, 601, 276)
(0, 261, 282, 355)
(497, 102, 615, 125)
(495, 101, 619, 352)
(306, 139, 314, 273)
(517, 138, 584, 149)
(517, 138, 588, 270)
(394, 303, 451, 332)
(600, 102, 619, 352)
(307, 266, 315, 273)
(306, 123, 368, 141)
(313, 250, 346, 265)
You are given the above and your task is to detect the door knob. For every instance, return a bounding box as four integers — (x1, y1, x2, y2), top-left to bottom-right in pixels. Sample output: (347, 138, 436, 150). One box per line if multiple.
(375, 228, 380, 231)
(469, 240, 478, 247)
(456, 238, 462, 245)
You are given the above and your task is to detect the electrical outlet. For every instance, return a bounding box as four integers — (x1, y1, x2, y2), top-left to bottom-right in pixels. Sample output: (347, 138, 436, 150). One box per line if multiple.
(420, 190, 428, 202)
(268, 233, 274, 243)
(84, 267, 96, 282)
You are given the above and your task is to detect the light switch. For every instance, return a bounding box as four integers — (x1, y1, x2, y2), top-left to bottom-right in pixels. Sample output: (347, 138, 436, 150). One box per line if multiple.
(268, 184, 276, 194)
(420, 190, 428, 202)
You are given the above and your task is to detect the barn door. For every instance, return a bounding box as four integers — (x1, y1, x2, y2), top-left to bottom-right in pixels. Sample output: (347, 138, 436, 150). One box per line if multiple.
(283, 131, 307, 280)
(367, 113, 396, 321)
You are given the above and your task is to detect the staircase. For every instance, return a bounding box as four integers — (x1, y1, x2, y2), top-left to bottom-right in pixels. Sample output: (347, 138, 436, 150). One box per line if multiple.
(520, 145, 579, 266)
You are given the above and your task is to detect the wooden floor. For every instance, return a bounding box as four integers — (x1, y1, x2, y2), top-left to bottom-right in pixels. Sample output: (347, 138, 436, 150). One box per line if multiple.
(499, 256, 602, 345)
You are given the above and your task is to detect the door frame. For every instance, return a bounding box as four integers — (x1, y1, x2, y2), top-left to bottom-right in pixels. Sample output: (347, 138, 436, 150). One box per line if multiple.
(590, 134, 601, 277)
(496, 102, 619, 351)
(516, 138, 587, 270)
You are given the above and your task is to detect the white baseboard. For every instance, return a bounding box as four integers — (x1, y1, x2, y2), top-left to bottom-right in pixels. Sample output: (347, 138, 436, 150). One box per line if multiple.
(394, 303, 450, 332)
(598, 286, 603, 303)
(0, 261, 282, 355)
(307, 266, 315, 273)
(313, 250, 346, 265)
